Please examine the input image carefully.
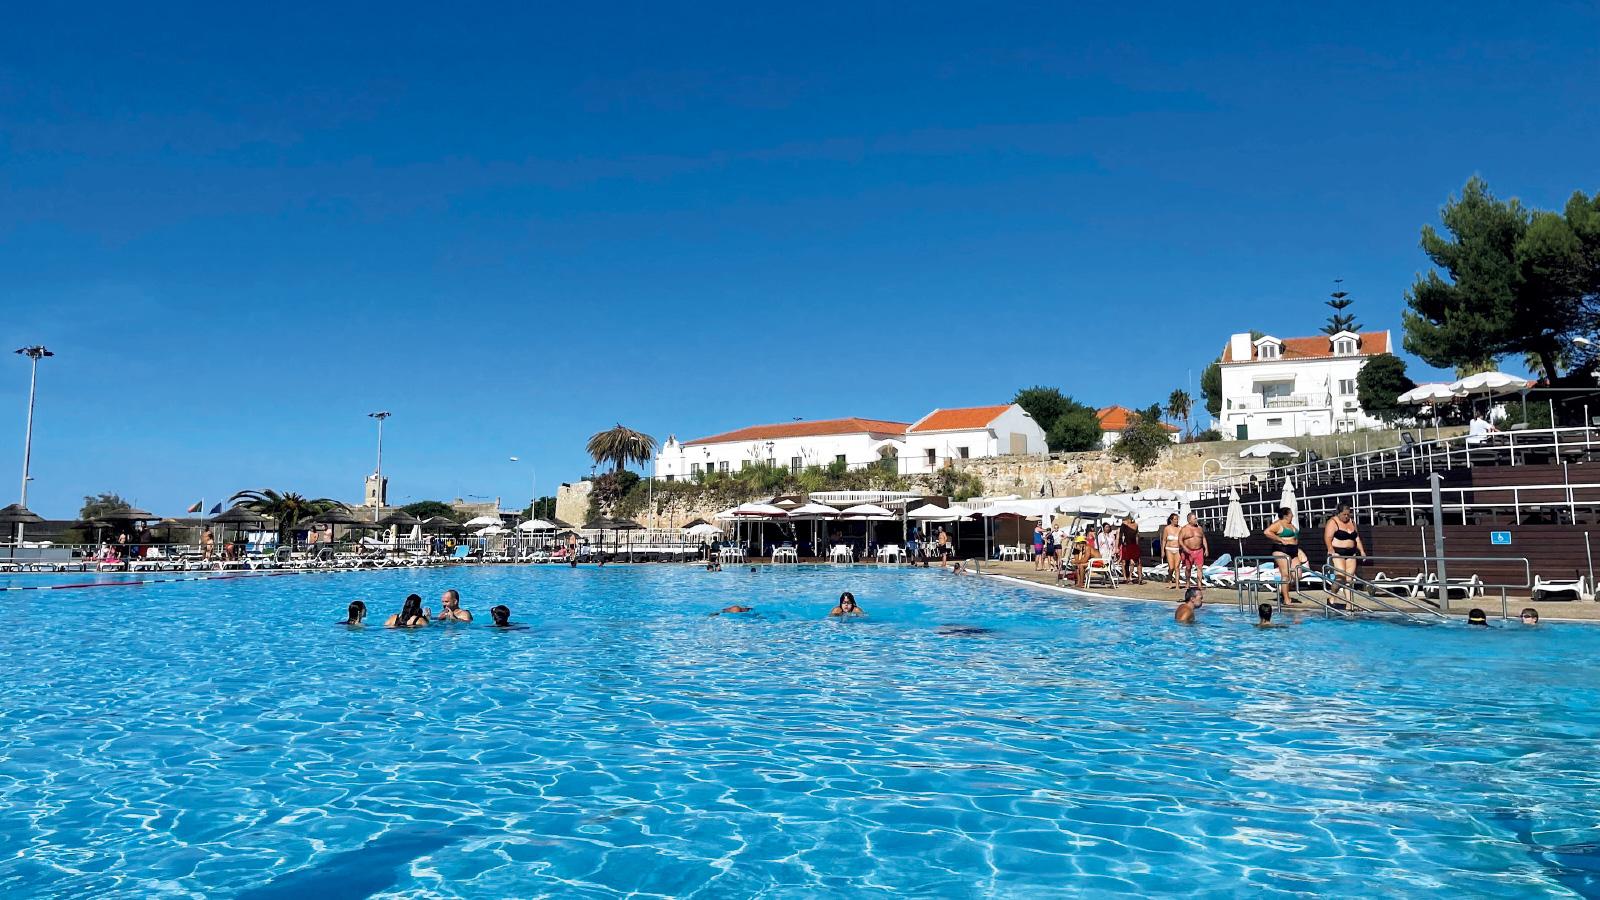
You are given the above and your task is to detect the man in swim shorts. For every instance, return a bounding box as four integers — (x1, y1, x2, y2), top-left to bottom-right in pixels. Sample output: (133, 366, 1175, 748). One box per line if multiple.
(1178, 512, 1208, 593)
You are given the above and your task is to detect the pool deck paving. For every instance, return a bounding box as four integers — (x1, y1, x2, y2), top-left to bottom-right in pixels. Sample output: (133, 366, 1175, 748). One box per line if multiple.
(973, 558, 1600, 623)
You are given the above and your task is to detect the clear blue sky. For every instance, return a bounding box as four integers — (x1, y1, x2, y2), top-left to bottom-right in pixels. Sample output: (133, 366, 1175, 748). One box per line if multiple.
(3, 2, 1597, 517)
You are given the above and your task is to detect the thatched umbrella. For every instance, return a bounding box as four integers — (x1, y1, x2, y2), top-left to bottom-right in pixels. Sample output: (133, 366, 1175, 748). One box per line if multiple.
(0, 504, 44, 552)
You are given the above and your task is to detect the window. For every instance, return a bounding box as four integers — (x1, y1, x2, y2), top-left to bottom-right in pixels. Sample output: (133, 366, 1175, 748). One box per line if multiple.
(718, 461, 729, 473)
(1338, 379, 1356, 395)
(1334, 338, 1356, 356)
(665, 474, 675, 482)
(925, 448, 936, 464)
(835, 454, 846, 464)
(740, 459, 751, 470)
(1266, 417, 1283, 426)
(690, 463, 701, 475)
(791, 456, 803, 473)
(1259, 343, 1279, 360)
(957, 447, 970, 459)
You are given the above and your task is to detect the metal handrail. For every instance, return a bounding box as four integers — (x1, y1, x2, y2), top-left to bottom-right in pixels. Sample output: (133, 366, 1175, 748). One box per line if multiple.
(1226, 554, 1354, 619)
(1318, 565, 1448, 623)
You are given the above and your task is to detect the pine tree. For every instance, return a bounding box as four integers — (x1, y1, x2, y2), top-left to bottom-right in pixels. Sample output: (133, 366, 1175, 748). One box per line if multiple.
(1322, 278, 1360, 335)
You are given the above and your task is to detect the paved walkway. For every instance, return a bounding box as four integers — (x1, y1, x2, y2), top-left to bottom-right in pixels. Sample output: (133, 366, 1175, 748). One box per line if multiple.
(974, 559, 1600, 623)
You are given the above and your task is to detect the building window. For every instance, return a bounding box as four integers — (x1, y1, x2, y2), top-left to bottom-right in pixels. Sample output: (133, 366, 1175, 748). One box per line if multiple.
(957, 447, 970, 459)
(718, 461, 729, 473)
(925, 448, 937, 464)
(741, 459, 751, 470)
(1259, 343, 1279, 360)
(690, 463, 701, 475)
(1334, 339, 1356, 356)
(835, 454, 846, 464)
(1266, 417, 1283, 426)
(665, 474, 675, 482)
(791, 456, 803, 473)
(1339, 379, 1356, 395)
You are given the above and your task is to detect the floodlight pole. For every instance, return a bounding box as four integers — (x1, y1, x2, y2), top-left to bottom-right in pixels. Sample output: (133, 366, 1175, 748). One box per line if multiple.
(369, 411, 391, 522)
(15, 346, 52, 545)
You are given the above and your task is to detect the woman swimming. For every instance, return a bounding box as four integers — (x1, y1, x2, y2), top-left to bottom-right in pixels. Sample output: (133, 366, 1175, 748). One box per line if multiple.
(341, 600, 366, 625)
(1265, 507, 1306, 606)
(385, 594, 430, 628)
(829, 591, 865, 617)
(490, 605, 512, 627)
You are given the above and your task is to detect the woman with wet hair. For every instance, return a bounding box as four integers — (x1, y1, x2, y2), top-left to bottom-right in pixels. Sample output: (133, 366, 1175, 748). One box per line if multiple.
(341, 600, 366, 625)
(490, 605, 512, 627)
(829, 591, 865, 617)
(385, 594, 430, 628)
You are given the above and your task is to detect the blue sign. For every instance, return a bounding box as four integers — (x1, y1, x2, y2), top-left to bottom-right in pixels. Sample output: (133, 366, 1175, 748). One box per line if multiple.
(1490, 531, 1512, 545)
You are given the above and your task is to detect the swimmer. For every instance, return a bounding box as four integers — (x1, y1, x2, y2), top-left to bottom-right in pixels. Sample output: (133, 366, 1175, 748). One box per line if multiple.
(950, 561, 968, 575)
(437, 589, 473, 623)
(710, 605, 753, 617)
(1256, 602, 1285, 628)
(1520, 607, 1540, 626)
(490, 605, 512, 627)
(385, 594, 429, 628)
(1174, 588, 1200, 624)
(829, 592, 865, 617)
(341, 600, 366, 625)
(750, 566, 757, 573)
(1467, 608, 1489, 626)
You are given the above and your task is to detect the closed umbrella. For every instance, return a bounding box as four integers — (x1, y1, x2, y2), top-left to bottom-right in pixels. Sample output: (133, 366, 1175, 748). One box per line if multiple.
(1279, 478, 1297, 521)
(1223, 489, 1250, 559)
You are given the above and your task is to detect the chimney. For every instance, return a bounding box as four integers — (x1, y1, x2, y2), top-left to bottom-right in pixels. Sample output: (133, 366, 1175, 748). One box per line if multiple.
(1229, 333, 1252, 361)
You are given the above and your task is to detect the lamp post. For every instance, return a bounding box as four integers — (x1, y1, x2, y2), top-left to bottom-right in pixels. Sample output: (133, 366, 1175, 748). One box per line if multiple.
(368, 411, 391, 522)
(14, 346, 52, 545)
(510, 455, 537, 547)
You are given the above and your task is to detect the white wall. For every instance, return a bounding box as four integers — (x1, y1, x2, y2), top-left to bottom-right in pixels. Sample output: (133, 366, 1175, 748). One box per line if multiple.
(655, 432, 903, 480)
(901, 406, 1046, 474)
(1219, 356, 1379, 440)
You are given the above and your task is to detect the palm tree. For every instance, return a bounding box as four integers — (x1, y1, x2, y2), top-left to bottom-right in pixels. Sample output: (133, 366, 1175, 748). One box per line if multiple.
(586, 424, 657, 474)
(1166, 389, 1193, 440)
(229, 489, 349, 547)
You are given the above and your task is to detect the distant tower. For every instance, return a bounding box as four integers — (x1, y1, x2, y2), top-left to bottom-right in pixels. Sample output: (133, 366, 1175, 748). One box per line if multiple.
(364, 473, 388, 508)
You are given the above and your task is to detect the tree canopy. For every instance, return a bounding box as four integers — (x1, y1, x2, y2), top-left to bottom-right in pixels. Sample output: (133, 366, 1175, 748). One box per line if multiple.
(1200, 361, 1222, 417)
(1355, 354, 1416, 424)
(586, 424, 657, 473)
(1403, 177, 1600, 381)
(1165, 389, 1192, 438)
(228, 490, 348, 545)
(79, 492, 131, 521)
(1015, 385, 1100, 452)
(400, 500, 458, 521)
(1110, 408, 1172, 470)
(1322, 279, 1360, 335)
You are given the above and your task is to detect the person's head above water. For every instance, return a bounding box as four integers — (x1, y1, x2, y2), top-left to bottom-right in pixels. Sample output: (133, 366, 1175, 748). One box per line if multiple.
(1183, 587, 1202, 607)
(1519, 608, 1539, 625)
(490, 605, 510, 626)
(1257, 602, 1273, 623)
(839, 591, 857, 611)
(1467, 608, 1489, 626)
(399, 594, 425, 621)
(441, 589, 461, 611)
(345, 600, 366, 624)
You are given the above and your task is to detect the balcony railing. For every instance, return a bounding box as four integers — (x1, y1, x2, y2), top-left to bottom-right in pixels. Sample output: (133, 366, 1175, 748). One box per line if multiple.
(1230, 392, 1331, 411)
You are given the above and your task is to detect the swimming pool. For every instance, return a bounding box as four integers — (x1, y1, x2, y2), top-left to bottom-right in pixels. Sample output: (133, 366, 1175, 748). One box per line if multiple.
(3, 565, 1598, 897)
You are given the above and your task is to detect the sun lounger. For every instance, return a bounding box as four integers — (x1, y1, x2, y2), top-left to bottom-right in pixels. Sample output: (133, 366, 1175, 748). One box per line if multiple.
(1533, 574, 1592, 602)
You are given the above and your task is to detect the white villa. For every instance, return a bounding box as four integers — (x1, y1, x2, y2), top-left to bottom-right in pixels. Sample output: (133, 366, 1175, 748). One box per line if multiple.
(652, 404, 1046, 480)
(1217, 330, 1393, 440)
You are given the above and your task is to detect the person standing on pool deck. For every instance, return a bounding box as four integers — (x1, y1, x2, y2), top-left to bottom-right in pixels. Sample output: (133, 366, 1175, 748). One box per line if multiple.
(1119, 516, 1143, 584)
(385, 594, 429, 628)
(1323, 505, 1366, 605)
(935, 527, 952, 566)
(436, 589, 472, 622)
(907, 526, 921, 565)
(1032, 524, 1046, 570)
(1177, 513, 1208, 592)
(1265, 507, 1306, 607)
(829, 592, 865, 617)
(1160, 514, 1182, 590)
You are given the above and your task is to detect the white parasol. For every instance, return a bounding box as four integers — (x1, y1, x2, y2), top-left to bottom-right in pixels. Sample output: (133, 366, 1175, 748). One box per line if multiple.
(1239, 441, 1297, 459)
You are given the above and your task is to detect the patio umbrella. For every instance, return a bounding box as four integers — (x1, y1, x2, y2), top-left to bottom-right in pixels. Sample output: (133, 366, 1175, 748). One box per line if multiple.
(516, 518, 558, 532)
(1239, 442, 1297, 459)
(377, 511, 421, 527)
(1399, 382, 1463, 442)
(1223, 489, 1251, 559)
(209, 505, 271, 525)
(422, 515, 464, 531)
(906, 504, 957, 520)
(314, 508, 364, 526)
(98, 507, 157, 522)
(0, 503, 44, 547)
(474, 524, 507, 536)
(785, 503, 838, 555)
(1057, 495, 1137, 519)
(1449, 371, 1531, 398)
(462, 515, 502, 528)
(684, 522, 723, 537)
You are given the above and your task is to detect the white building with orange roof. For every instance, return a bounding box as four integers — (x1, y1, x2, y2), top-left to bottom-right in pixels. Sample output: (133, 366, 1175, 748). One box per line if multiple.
(652, 417, 911, 481)
(901, 404, 1046, 474)
(1217, 329, 1393, 440)
(1095, 406, 1181, 448)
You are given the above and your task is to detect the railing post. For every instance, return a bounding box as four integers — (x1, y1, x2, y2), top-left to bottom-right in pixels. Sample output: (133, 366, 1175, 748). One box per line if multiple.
(1500, 586, 1508, 621)
(1431, 473, 1448, 612)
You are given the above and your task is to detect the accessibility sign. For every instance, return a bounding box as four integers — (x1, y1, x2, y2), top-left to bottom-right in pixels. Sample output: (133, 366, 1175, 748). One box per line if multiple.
(1490, 531, 1511, 545)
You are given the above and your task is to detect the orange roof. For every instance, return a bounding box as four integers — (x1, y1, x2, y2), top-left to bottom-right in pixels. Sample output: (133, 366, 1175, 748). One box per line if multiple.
(683, 417, 909, 446)
(1096, 405, 1180, 433)
(908, 405, 1014, 433)
(1221, 330, 1391, 362)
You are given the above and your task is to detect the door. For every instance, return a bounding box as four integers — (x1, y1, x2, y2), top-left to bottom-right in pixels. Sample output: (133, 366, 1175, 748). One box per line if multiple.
(1235, 423, 1248, 440)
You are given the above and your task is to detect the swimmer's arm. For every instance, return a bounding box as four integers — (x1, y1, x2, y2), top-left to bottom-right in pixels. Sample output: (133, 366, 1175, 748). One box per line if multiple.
(456, 610, 473, 622)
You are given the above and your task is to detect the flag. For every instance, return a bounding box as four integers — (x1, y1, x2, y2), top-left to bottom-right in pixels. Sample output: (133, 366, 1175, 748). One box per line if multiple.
(209, 503, 223, 515)
(186, 501, 203, 513)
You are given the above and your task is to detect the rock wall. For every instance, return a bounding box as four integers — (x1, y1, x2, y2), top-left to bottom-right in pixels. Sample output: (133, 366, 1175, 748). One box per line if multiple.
(556, 481, 594, 527)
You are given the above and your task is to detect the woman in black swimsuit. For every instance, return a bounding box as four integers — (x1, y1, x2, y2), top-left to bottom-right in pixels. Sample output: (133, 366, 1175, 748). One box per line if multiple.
(1323, 504, 1367, 605)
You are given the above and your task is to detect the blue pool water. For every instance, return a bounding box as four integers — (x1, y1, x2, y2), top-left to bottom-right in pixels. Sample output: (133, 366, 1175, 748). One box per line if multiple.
(3, 565, 1600, 897)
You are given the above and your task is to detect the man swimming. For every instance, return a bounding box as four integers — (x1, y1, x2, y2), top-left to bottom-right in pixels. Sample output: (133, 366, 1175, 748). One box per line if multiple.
(1174, 587, 1200, 624)
(710, 605, 753, 616)
(1256, 602, 1285, 628)
(436, 589, 473, 622)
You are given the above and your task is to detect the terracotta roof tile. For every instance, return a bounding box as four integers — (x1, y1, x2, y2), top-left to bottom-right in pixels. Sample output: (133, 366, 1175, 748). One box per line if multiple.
(907, 405, 1014, 433)
(1220, 330, 1390, 362)
(683, 417, 909, 446)
(1095, 405, 1180, 433)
